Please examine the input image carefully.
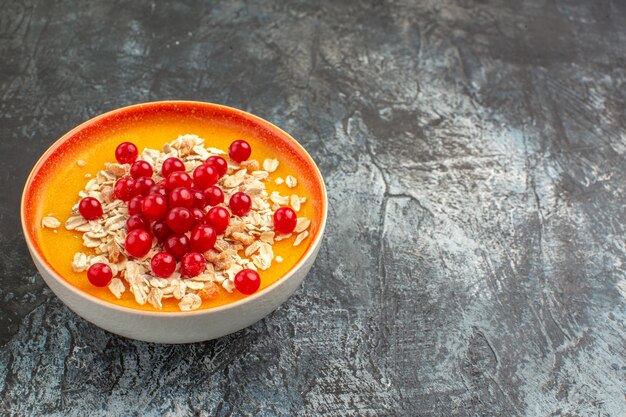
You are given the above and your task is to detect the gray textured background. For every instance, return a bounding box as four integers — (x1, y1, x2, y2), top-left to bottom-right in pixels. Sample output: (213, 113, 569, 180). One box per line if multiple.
(1, 0, 625, 416)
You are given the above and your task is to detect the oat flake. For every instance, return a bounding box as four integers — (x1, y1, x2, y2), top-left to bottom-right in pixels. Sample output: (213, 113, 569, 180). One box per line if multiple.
(293, 231, 309, 247)
(108, 278, 126, 299)
(294, 217, 311, 233)
(222, 279, 235, 293)
(147, 288, 164, 309)
(270, 192, 289, 205)
(42, 216, 61, 229)
(263, 158, 279, 172)
(290, 195, 301, 211)
(275, 233, 292, 241)
(285, 175, 297, 188)
(72, 252, 88, 272)
(179, 293, 202, 311)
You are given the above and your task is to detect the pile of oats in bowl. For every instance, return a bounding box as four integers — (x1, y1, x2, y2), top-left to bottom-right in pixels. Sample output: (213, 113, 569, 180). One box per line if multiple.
(42, 134, 311, 311)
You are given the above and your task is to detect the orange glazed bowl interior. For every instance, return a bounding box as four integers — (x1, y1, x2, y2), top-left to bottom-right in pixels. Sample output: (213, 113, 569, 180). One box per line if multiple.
(21, 101, 327, 343)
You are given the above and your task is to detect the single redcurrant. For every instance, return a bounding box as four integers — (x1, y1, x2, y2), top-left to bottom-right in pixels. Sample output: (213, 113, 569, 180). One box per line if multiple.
(125, 229, 152, 258)
(273, 207, 297, 234)
(161, 157, 185, 177)
(229, 191, 252, 216)
(205, 155, 228, 177)
(168, 187, 194, 209)
(114, 177, 135, 201)
(206, 206, 230, 234)
(193, 164, 218, 189)
(126, 214, 149, 232)
(165, 171, 192, 191)
(115, 142, 138, 164)
(164, 234, 190, 259)
(87, 263, 113, 287)
(191, 208, 207, 227)
(130, 160, 153, 179)
(141, 194, 168, 221)
(127, 195, 143, 215)
(228, 140, 251, 162)
(190, 188, 206, 208)
(181, 252, 206, 278)
(203, 185, 224, 206)
(165, 207, 194, 234)
(189, 224, 216, 253)
(151, 252, 177, 278)
(79, 197, 103, 220)
(234, 269, 261, 294)
(152, 220, 172, 241)
(134, 176, 155, 197)
(149, 183, 168, 198)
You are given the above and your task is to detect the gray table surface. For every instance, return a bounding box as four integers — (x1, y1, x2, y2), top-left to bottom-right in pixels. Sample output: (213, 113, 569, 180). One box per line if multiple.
(1, 1, 625, 416)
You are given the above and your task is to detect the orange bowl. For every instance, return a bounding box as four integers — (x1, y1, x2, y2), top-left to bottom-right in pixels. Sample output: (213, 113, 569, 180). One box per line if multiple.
(21, 101, 327, 343)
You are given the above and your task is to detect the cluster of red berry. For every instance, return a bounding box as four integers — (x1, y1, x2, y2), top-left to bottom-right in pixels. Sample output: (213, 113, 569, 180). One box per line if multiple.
(80, 139, 298, 299)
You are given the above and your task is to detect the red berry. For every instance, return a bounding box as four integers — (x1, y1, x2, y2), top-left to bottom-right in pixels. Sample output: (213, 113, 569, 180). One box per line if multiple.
(115, 142, 138, 164)
(127, 195, 143, 215)
(190, 189, 206, 208)
(191, 208, 207, 227)
(168, 187, 194, 209)
(204, 185, 224, 206)
(165, 207, 194, 234)
(141, 194, 168, 221)
(130, 160, 153, 179)
(152, 220, 172, 241)
(161, 157, 185, 177)
(205, 155, 228, 177)
(149, 183, 168, 198)
(79, 197, 103, 220)
(114, 177, 135, 201)
(190, 225, 216, 253)
(229, 191, 252, 216)
(206, 206, 230, 234)
(125, 229, 152, 258)
(165, 171, 192, 191)
(181, 252, 206, 278)
(133, 176, 155, 197)
(164, 234, 190, 259)
(87, 263, 113, 287)
(234, 269, 260, 294)
(228, 140, 251, 162)
(273, 207, 297, 234)
(126, 214, 149, 232)
(193, 164, 218, 189)
(151, 252, 177, 278)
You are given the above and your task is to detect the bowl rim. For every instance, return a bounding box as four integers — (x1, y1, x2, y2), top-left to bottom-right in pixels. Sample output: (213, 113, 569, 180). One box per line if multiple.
(21, 100, 328, 317)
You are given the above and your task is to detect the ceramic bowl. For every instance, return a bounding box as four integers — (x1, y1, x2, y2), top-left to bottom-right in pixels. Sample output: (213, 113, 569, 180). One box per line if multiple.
(21, 101, 327, 344)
